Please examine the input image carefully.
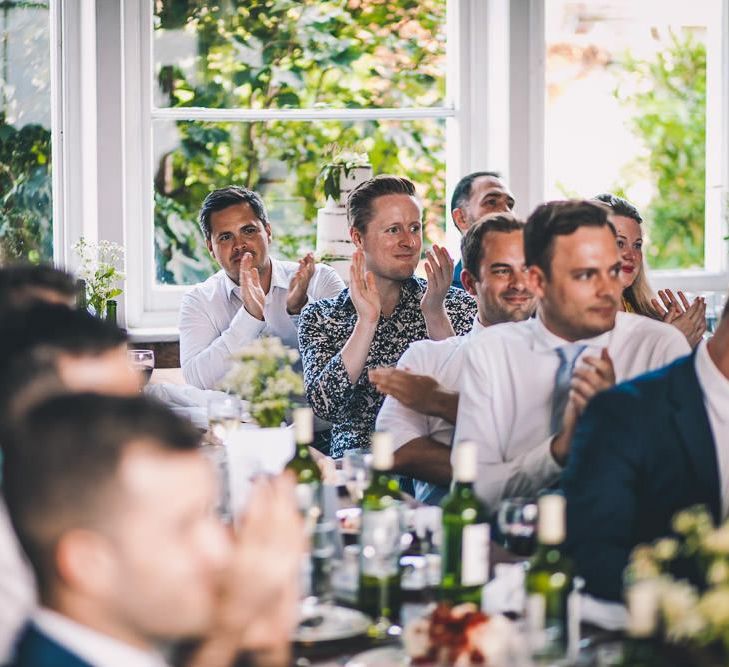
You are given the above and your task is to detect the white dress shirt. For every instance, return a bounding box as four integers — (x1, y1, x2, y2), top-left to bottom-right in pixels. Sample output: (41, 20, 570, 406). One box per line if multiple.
(0, 497, 36, 664)
(376, 317, 486, 448)
(33, 608, 171, 667)
(453, 311, 691, 513)
(694, 339, 729, 519)
(180, 258, 345, 389)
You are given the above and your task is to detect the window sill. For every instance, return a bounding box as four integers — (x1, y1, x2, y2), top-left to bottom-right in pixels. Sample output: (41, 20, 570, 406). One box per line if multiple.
(126, 326, 180, 343)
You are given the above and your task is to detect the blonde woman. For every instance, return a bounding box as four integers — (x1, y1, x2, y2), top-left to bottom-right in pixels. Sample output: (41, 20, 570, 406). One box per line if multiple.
(594, 193, 706, 348)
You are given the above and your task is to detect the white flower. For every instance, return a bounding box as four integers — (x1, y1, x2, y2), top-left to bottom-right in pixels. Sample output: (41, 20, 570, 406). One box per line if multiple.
(660, 580, 702, 640)
(707, 559, 729, 586)
(698, 587, 729, 629)
(653, 537, 679, 562)
(702, 524, 729, 554)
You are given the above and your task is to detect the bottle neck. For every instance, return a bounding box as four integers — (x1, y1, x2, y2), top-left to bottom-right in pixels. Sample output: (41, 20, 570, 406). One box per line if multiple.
(295, 442, 312, 457)
(451, 479, 476, 496)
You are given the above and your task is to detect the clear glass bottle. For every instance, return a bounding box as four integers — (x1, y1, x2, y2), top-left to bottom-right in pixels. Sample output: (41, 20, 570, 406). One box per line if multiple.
(358, 432, 402, 633)
(525, 493, 573, 660)
(440, 441, 490, 606)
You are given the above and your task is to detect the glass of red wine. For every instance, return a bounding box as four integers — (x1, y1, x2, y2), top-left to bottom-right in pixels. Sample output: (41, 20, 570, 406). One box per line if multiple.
(497, 497, 538, 557)
(128, 349, 155, 386)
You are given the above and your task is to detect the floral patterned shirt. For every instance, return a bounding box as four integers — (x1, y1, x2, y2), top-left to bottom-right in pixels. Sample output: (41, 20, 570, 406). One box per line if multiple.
(298, 277, 477, 458)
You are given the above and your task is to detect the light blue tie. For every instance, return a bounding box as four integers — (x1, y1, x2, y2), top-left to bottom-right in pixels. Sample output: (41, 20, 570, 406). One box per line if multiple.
(550, 344, 587, 433)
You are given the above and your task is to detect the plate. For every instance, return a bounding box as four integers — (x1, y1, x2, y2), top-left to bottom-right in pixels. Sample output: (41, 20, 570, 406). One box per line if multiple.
(294, 604, 372, 643)
(345, 646, 409, 667)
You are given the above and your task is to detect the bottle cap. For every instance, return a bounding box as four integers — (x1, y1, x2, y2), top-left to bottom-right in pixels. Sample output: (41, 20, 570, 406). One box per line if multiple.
(293, 407, 313, 444)
(537, 494, 566, 544)
(627, 581, 659, 637)
(453, 441, 477, 482)
(371, 431, 393, 470)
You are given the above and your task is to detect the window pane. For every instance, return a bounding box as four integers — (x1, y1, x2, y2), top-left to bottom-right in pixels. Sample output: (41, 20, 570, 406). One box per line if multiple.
(153, 0, 447, 110)
(544, 0, 714, 269)
(153, 118, 445, 285)
(0, 0, 52, 263)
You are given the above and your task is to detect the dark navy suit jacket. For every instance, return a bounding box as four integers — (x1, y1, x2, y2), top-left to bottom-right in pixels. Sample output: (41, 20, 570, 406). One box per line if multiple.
(7, 623, 92, 667)
(563, 353, 721, 602)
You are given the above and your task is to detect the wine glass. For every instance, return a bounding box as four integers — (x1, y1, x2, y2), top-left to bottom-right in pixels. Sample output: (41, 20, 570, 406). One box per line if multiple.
(309, 520, 338, 605)
(207, 395, 242, 444)
(497, 497, 538, 557)
(128, 349, 155, 386)
(342, 448, 373, 503)
(199, 439, 232, 524)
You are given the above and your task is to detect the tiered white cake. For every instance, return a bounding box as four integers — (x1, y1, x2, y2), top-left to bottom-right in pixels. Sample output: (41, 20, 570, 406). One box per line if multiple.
(316, 164, 373, 283)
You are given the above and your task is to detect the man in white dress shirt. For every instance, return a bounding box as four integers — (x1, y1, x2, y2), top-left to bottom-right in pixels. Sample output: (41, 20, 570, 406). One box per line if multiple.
(179, 186, 345, 389)
(372, 213, 536, 504)
(453, 200, 691, 514)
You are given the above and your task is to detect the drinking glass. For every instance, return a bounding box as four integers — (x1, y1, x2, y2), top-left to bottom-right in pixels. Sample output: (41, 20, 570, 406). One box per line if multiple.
(342, 448, 373, 503)
(309, 520, 338, 604)
(207, 395, 242, 444)
(128, 349, 155, 386)
(497, 497, 538, 557)
(199, 440, 232, 524)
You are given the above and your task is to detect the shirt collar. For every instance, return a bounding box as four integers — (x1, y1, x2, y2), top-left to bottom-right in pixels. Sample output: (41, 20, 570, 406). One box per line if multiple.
(531, 312, 612, 353)
(269, 257, 289, 290)
(32, 608, 171, 667)
(469, 315, 488, 337)
(695, 339, 729, 422)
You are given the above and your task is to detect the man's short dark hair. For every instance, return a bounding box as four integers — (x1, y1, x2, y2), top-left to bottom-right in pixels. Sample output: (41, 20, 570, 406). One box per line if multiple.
(450, 171, 502, 213)
(198, 186, 269, 242)
(0, 304, 129, 442)
(0, 263, 76, 310)
(524, 200, 615, 276)
(593, 193, 643, 224)
(0, 303, 127, 377)
(346, 175, 418, 234)
(3, 393, 201, 599)
(461, 212, 525, 279)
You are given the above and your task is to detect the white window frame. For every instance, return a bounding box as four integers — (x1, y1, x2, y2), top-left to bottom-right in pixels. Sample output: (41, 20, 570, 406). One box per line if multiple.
(52, 1, 728, 336)
(508, 0, 729, 294)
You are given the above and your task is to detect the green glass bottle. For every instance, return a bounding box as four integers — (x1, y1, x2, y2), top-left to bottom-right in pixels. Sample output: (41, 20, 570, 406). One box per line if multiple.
(525, 494, 573, 660)
(440, 441, 490, 606)
(105, 299, 118, 326)
(76, 279, 88, 312)
(358, 432, 402, 632)
(619, 582, 662, 667)
(285, 407, 322, 521)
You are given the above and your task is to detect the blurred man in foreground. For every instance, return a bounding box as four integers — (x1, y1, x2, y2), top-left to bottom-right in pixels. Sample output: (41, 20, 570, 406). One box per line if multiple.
(4, 394, 304, 667)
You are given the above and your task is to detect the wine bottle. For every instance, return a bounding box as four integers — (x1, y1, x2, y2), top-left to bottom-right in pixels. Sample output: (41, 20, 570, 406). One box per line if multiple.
(285, 407, 322, 520)
(76, 279, 88, 311)
(619, 582, 662, 666)
(525, 493, 573, 659)
(105, 299, 118, 326)
(440, 441, 490, 606)
(358, 432, 402, 629)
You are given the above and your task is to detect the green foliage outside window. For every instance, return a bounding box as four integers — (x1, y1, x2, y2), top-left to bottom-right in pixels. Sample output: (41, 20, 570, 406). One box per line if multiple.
(613, 31, 707, 269)
(152, 0, 447, 284)
(0, 118, 52, 264)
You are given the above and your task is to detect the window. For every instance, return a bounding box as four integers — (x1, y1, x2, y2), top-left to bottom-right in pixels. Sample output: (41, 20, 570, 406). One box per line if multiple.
(0, 0, 53, 264)
(542, 0, 727, 275)
(149, 0, 449, 287)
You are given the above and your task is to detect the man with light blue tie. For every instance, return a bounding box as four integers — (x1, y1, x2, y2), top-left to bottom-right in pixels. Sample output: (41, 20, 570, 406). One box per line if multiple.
(452, 200, 690, 514)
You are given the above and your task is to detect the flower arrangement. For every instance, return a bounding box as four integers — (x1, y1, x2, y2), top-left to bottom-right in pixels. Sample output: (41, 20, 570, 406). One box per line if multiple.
(625, 505, 729, 652)
(219, 337, 305, 428)
(73, 237, 125, 318)
(319, 144, 370, 202)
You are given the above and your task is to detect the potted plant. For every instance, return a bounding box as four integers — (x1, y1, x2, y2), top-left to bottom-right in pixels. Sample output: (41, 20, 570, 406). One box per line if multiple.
(73, 237, 125, 323)
(318, 144, 371, 205)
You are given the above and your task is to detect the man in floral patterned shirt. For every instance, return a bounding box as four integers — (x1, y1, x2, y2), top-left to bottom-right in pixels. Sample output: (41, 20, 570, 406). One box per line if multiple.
(298, 176, 477, 458)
